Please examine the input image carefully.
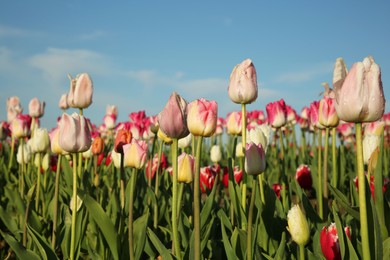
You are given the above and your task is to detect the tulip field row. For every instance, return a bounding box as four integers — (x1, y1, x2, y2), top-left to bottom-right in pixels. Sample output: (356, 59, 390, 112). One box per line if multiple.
(1, 57, 390, 260)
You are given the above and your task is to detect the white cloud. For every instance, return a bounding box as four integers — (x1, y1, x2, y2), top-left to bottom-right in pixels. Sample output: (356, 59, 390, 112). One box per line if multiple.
(274, 62, 333, 84)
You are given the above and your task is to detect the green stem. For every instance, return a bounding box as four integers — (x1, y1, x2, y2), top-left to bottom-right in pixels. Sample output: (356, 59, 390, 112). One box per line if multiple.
(19, 138, 25, 200)
(323, 128, 329, 218)
(246, 178, 257, 260)
(279, 128, 288, 212)
(153, 141, 164, 229)
(194, 136, 203, 260)
(299, 244, 305, 260)
(70, 153, 78, 260)
(258, 174, 265, 205)
(171, 139, 181, 259)
(301, 130, 307, 161)
(8, 135, 15, 170)
(35, 153, 41, 212)
(52, 154, 62, 249)
(317, 129, 323, 220)
(331, 128, 338, 188)
(356, 123, 371, 259)
(241, 104, 247, 224)
(128, 168, 137, 260)
(120, 153, 125, 210)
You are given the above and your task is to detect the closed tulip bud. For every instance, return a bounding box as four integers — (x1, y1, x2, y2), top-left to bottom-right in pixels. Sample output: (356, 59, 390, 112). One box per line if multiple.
(266, 99, 287, 128)
(49, 127, 67, 155)
(110, 149, 121, 168)
(123, 139, 148, 169)
(17, 142, 31, 164)
(157, 128, 173, 144)
(67, 73, 93, 109)
(82, 147, 93, 159)
(286, 105, 297, 124)
(70, 195, 83, 212)
(91, 136, 104, 155)
(106, 105, 118, 117)
(30, 128, 50, 153)
(59, 113, 92, 153)
(320, 223, 351, 260)
(295, 164, 312, 190)
(247, 125, 271, 153)
(187, 98, 218, 137)
(226, 111, 242, 135)
(200, 166, 216, 193)
(334, 56, 385, 123)
(11, 114, 31, 138)
(58, 94, 69, 110)
(114, 129, 132, 153)
(210, 145, 222, 163)
(41, 153, 50, 171)
(103, 114, 117, 130)
(7, 96, 23, 123)
(235, 142, 245, 158)
(158, 92, 189, 139)
(287, 204, 310, 246)
(228, 58, 258, 104)
(310, 101, 326, 130)
(319, 97, 339, 127)
(245, 142, 266, 175)
(178, 133, 192, 149)
(177, 152, 195, 183)
(28, 97, 45, 118)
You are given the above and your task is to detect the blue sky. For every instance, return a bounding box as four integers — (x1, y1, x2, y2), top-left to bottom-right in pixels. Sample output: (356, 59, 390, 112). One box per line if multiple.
(1, 1, 389, 129)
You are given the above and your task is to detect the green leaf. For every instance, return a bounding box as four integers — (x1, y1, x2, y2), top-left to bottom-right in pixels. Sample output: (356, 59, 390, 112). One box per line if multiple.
(147, 227, 173, 260)
(0, 230, 41, 260)
(329, 185, 360, 220)
(219, 214, 238, 260)
(80, 193, 119, 260)
(133, 212, 149, 260)
(383, 237, 390, 258)
(0, 206, 20, 240)
(27, 225, 59, 260)
(273, 231, 286, 259)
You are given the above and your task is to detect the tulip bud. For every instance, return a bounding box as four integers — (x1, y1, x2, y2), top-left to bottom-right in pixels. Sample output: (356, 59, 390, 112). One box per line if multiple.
(226, 111, 242, 135)
(177, 153, 195, 183)
(70, 195, 83, 212)
(235, 142, 245, 158)
(58, 113, 92, 153)
(123, 139, 148, 169)
(210, 145, 222, 163)
(58, 94, 69, 110)
(244, 142, 266, 175)
(333, 56, 385, 123)
(200, 166, 216, 193)
(158, 92, 189, 139)
(67, 73, 94, 109)
(7, 96, 23, 123)
(103, 114, 117, 130)
(287, 204, 310, 246)
(114, 129, 132, 154)
(178, 133, 192, 149)
(309, 101, 325, 130)
(49, 127, 68, 155)
(110, 149, 121, 168)
(17, 142, 31, 164)
(332, 57, 348, 90)
(11, 114, 31, 138)
(91, 136, 104, 155)
(30, 128, 50, 153)
(266, 99, 287, 128)
(247, 125, 271, 153)
(41, 153, 50, 171)
(28, 97, 45, 118)
(228, 59, 258, 104)
(295, 164, 312, 190)
(319, 97, 339, 127)
(320, 223, 351, 260)
(187, 98, 218, 137)
(157, 128, 173, 144)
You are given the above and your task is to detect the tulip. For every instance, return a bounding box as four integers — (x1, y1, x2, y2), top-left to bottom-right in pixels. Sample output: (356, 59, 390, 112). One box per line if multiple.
(145, 152, 168, 179)
(222, 166, 243, 188)
(58, 94, 69, 110)
(58, 113, 92, 153)
(286, 105, 297, 124)
(244, 142, 266, 175)
(7, 96, 23, 123)
(214, 117, 225, 136)
(91, 136, 104, 155)
(266, 99, 287, 128)
(41, 153, 50, 171)
(333, 56, 385, 123)
(200, 166, 216, 193)
(273, 183, 282, 199)
(247, 124, 271, 153)
(157, 128, 173, 144)
(123, 139, 148, 169)
(0, 121, 10, 141)
(110, 149, 121, 168)
(319, 97, 339, 127)
(363, 133, 382, 165)
(235, 142, 245, 158)
(228, 58, 258, 104)
(67, 73, 94, 109)
(29, 97, 45, 118)
(114, 129, 132, 154)
(310, 101, 326, 130)
(10, 114, 31, 138)
(210, 145, 222, 163)
(332, 57, 348, 90)
(178, 133, 192, 149)
(287, 204, 310, 246)
(30, 128, 50, 153)
(69, 195, 83, 212)
(106, 105, 118, 117)
(148, 115, 159, 134)
(158, 92, 189, 139)
(320, 223, 351, 260)
(49, 127, 68, 155)
(295, 164, 312, 190)
(16, 142, 31, 164)
(103, 114, 117, 130)
(177, 153, 195, 183)
(226, 111, 242, 135)
(187, 98, 218, 137)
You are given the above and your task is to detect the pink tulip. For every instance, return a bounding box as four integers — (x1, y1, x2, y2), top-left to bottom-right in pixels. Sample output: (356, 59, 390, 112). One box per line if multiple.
(59, 113, 92, 153)
(363, 120, 385, 136)
(332, 57, 348, 90)
(214, 117, 225, 136)
(244, 142, 266, 175)
(58, 94, 69, 110)
(187, 98, 218, 137)
(158, 92, 189, 139)
(103, 114, 117, 130)
(226, 111, 242, 135)
(228, 58, 258, 104)
(106, 105, 118, 117)
(10, 114, 31, 138)
(309, 101, 325, 130)
(286, 105, 297, 124)
(266, 99, 287, 128)
(319, 97, 339, 127)
(123, 139, 148, 169)
(7, 96, 23, 123)
(333, 56, 385, 123)
(67, 73, 94, 109)
(28, 97, 45, 118)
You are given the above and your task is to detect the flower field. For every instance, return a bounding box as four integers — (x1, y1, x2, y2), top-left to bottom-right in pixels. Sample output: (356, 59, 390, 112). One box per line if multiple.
(0, 57, 389, 260)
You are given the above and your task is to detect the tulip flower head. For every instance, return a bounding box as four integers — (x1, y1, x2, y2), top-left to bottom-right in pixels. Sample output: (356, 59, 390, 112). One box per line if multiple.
(59, 113, 92, 153)
(210, 145, 222, 163)
(320, 223, 351, 260)
(226, 111, 242, 135)
(17, 142, 31, 165)
(145, 152, 168, 179)
(28, 98, 45, 118)
(30, 128, 50, 153)
(309, 101, 326, 130)
(123, 139, 148, 169)
(222, 166, 243, 188)
(178, 133, 192, 149)
(91, 136, 104, 155)
(266, 99, 287, 128)
(333, 56, 385, 123)
(58, 94, 69, 110)
(287, 204, 310, 246)
(158, 92, 189, 139)
(332, 57, 348, 90)
(319, 97, 339, 127)
(228, 58, 258, 104)
(11, 114, 31, 139)
(295, 164, 312, 190)
(247, 124, 271, 153)
(177, 152, 195, 183)
(200, 166, 217, 193)
(67, 73, 94, 109)
(187, 98, 218, 137)
(7, 96, 23, 123)
(114, 129, 132, 154)
(244, 142, 266, 175)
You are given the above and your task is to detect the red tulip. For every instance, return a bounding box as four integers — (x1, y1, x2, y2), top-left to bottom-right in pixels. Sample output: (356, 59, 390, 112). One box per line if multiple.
(266, 99, 287, 128)
(273, 183, 282, 199)
(295, 164, 312, 190)
(320, 223, 351, 260)
(200, 166, 217, 193)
